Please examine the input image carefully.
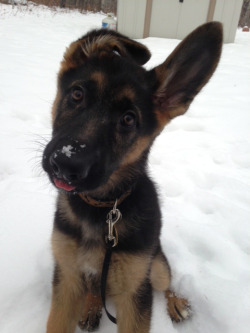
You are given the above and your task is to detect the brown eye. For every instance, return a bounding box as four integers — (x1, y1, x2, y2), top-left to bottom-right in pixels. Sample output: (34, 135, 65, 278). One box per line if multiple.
(121, 111, 136, 128)
(71, 88, 84, 102)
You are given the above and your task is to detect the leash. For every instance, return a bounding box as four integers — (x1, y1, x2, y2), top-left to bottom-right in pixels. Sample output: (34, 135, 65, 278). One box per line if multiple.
(100, 200, 122, 325)
(101, 240, 117, 324)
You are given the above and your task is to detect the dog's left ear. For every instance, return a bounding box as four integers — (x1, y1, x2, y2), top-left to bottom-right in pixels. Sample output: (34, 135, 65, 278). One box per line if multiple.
(151, 22, 223, 129)
(108, 31, 151, 65)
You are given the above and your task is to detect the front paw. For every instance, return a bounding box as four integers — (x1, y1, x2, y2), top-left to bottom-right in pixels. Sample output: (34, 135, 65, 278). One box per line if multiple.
(79, 293, 102, 331)
(165, 290, 191, 323)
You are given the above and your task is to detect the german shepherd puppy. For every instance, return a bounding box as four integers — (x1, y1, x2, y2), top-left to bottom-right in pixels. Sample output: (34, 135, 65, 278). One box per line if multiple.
(42, 22, 222, 333)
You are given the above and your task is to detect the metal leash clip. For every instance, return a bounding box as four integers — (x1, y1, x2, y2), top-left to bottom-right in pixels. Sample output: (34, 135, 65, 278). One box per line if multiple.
(105, 200, 122, 247)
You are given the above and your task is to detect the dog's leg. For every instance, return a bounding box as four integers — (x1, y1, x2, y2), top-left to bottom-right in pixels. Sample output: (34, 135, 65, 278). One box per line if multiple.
(113, 279, 152, 333)
(150, 248, 171, 292)
(78, 292, 102, 331)
(109, 253, 152, 333)
(46, 263, 85, 333)
(47, 229, 86, 333)
(150, 248, 191, 322)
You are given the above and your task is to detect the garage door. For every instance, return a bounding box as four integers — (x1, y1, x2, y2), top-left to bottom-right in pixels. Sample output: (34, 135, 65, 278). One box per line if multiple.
(149, 0, 210, 39)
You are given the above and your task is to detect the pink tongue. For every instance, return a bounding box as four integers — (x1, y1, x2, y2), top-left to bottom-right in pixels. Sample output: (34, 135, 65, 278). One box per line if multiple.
(54, 178, 76, 191)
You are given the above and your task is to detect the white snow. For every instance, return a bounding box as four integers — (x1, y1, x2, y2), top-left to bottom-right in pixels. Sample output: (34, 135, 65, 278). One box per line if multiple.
(0, 4, 250, 333)
(61, 145, 75, 158)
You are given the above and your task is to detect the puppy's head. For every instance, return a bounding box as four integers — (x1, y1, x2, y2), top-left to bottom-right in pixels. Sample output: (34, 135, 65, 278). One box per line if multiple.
(43, 24, 222, 196)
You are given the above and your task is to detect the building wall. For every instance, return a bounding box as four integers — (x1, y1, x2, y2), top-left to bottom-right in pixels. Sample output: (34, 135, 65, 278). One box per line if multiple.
(117, 0, 147, 39)
(213, 0, 244, 42)
(150, 0, 210, 39)
(117, 0, 244, 43)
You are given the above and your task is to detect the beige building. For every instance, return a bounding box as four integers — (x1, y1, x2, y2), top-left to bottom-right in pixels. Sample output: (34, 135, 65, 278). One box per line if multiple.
(117, 0, 243, 43)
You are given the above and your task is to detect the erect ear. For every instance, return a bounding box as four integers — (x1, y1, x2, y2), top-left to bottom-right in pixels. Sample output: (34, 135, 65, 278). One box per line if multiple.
(151, 22, 223, 129)
(60, 29, 151, 73)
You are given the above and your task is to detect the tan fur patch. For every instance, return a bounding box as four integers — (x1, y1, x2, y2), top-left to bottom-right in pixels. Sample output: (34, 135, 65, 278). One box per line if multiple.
(90, 71, 106, 91)
(109, 253, 151, 333)
(121, 136, 153, 167)
(47, 274, 85, 333)
(58, 194, 99, 240)
(115, 86, 135, 102)
(108, 253, 150, 295)
(57, 193, 103, 241)
(47, 295, 84, 333)
(52, 228, 104, 279)
(154, 105, 187, 132)
(51, 229, 79, 273)
(150, 255, 171, 291)
(154, 108, 170, 131)
(79, 34, 115, 58)
(57, 194, 80, 227)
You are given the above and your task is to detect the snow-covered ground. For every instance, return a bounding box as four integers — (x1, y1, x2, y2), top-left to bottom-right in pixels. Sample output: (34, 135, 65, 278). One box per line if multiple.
(0, 4, 250, 333)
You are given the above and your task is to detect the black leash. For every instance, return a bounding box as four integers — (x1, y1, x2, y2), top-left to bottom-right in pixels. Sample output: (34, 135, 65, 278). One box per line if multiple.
(100, 200, 122, 325)
(101, 240, 117, 324)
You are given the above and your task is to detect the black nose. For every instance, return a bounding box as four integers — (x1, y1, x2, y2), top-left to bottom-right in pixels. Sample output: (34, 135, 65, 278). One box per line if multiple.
(49, 149, 92, 183)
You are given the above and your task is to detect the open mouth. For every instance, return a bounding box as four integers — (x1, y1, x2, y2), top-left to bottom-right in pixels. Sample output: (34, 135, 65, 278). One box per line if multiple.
(53, 178, 76, 192)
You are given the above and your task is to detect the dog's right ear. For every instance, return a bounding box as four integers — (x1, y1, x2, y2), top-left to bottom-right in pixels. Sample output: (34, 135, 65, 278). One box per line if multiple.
(60, 30, 151, 73)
